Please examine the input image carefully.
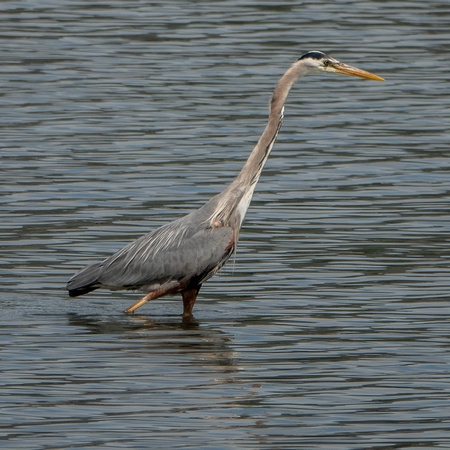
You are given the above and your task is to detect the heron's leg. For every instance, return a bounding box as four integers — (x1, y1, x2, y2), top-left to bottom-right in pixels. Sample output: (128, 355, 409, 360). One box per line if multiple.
(123, 290, 161, 314)
(181, 285, 201, 317)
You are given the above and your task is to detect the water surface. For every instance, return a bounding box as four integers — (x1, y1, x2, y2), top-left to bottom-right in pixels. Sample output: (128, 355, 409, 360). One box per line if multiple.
(1, 1, 450, 448)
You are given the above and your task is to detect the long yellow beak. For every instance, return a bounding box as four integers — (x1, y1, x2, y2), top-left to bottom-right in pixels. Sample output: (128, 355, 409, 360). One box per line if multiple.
(332, 62, 385, 81)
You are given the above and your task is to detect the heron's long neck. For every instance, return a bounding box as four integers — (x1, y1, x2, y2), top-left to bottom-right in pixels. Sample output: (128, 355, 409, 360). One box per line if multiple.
(210, 61, 307, 225)
(235, 62, 307, 188)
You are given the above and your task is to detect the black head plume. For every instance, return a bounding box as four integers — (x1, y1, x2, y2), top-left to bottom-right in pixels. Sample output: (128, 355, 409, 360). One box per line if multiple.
(298, 51, 328, 61)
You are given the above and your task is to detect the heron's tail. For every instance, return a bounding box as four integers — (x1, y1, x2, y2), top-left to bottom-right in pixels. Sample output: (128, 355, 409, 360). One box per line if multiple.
(66, 262, 103, 297)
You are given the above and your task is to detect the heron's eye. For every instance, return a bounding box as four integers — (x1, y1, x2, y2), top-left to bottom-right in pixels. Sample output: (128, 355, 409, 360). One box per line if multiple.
(323, 60, 331, 67)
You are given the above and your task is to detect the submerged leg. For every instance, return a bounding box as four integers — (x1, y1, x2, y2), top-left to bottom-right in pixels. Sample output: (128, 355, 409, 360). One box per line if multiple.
(181, 285, 201, 317)
(124, 289, 162, 314)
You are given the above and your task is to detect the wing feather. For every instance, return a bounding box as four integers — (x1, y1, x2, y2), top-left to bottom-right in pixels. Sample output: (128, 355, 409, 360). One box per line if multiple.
(97, 218, 234, 290)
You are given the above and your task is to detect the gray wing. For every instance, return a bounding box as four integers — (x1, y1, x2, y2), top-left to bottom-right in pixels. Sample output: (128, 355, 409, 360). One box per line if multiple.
(67, 212, 235, 295)
(100, 217, 234, 288)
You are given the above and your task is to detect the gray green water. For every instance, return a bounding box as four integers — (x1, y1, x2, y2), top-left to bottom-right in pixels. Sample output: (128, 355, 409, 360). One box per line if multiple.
(1, 1, 450, 448)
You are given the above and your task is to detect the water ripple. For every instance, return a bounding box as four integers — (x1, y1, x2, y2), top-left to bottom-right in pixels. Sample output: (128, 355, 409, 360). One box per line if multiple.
(1, 1, 450, 448)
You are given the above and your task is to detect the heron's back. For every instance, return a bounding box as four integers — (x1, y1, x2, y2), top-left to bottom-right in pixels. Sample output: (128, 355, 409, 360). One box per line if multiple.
(66, 195, 236, 297)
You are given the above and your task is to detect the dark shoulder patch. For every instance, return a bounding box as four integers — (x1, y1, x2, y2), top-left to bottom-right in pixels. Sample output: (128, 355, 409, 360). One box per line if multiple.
(298, 51, 327, 61)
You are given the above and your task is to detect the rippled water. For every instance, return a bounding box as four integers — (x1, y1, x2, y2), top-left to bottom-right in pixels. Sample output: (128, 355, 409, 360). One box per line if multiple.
(1, 1, 450, 448)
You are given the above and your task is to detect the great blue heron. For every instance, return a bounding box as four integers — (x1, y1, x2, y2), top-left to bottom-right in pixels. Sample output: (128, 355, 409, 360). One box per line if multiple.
(67, 51, 384, 316)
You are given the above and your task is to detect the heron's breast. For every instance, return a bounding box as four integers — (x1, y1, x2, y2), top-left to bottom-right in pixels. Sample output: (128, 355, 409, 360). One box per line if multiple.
(236, 185, 257, 226)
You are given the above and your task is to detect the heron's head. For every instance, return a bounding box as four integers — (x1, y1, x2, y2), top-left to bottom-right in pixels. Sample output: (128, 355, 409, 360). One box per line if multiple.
(298, 51, 385, 81)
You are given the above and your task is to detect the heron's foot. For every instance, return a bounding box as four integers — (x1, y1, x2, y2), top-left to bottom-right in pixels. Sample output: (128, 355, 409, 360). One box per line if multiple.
(181, 313, 196, 325)
(181, 285, 201, 317)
